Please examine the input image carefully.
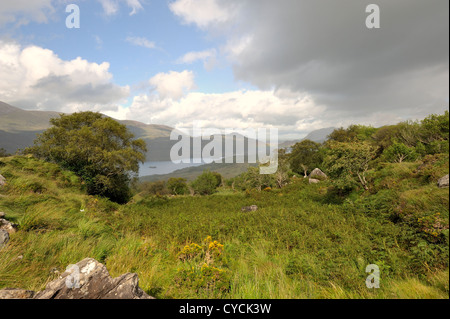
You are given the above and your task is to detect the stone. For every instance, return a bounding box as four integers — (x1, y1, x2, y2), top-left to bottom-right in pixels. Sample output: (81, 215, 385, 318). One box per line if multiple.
(0, 288, 35, 299)
(309, 178, 320, 184)
(0, 218, 18, 234)
(0, 229, 9, 247)
(309, 168, 328, 180)
(437, 174, 449, 188)
(0, 174, 5, 187)
(32, 258, 154, 299)
(0, 212, 5, 218)
(241, 205, 258, 212)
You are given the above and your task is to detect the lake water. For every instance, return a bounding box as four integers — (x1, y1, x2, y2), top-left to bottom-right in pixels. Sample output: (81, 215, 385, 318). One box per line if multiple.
(138, 159, 208, 177)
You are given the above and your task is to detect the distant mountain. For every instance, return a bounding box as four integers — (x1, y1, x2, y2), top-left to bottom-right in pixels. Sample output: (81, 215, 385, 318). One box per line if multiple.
(0, 101, 177, 159)
(279, 127, 336, 148)
(0, 102, 266, 162)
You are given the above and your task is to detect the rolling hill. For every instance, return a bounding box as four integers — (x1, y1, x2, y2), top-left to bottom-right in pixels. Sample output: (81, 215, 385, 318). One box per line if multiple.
(0, 101, 177, 161)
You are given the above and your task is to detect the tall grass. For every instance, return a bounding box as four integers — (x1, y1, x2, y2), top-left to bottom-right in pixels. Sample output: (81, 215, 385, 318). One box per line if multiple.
(0, 156, 448, 298)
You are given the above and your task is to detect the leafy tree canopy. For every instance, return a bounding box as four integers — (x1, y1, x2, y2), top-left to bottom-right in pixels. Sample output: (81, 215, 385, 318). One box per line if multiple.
(289, 139, 323, 177)
(27, 112, 147, 203)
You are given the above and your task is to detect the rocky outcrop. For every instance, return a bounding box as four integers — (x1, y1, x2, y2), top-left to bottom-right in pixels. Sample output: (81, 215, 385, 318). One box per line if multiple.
(437, 174, 449, 188)
(0, 174, 5, 187)
(0, 258, 154, 299)
(241, 205, 258, 212)
(309, 168, 328, 180)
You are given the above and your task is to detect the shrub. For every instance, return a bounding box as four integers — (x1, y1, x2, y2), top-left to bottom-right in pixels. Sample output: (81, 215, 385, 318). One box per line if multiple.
(167, 178, 189, 195)
(191, 171, 221, 195)
(383, 142, 418, 163)
(140, 180, 170, 196)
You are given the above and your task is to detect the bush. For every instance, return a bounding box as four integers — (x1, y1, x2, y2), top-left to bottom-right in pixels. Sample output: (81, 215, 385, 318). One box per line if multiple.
(140, 180, 170, 196)
(383, 142, 418, 163)
(167, 178, 189, 195)
(191, 171, 221, 195)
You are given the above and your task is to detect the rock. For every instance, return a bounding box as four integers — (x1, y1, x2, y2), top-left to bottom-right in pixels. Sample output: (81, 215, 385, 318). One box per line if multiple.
(0, 288, 36, 299)
(33, 258, 154, 299)
(309, 168, 328, 180)
(0, 229, 9, 247)
(0, 174, 5, 187)
(241, 205, 258, 212)
(0, 218, 18, 234)
(309, 178, 320, 184)
(0, 211, 5, 218)
(437, 174, 449, 188)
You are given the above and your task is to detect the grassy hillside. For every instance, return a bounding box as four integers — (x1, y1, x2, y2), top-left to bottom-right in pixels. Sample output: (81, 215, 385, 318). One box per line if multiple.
(0, 155, 448, 298)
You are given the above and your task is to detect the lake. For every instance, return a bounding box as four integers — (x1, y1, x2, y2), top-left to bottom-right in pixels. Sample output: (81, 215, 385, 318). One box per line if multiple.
(138, 160, 207, 177)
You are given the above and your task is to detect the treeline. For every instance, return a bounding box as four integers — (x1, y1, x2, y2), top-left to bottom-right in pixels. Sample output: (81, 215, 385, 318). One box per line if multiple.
(226, 111, 449, 194)
(21, 110, 448, 202)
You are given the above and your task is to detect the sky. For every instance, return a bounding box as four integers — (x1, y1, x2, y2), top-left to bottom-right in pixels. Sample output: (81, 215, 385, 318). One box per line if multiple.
(0, 0, 448, 140)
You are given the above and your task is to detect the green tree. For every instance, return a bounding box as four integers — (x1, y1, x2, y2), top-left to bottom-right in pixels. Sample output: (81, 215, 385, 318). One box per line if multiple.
(232, 166, 275, 192)
(27, 112, 147, 203)
(383, 142, 418, 163)
(327, 125, 376, 143)
(274, 148, 291, 188)
(210, 172, 223, 188)
(191, 170, 221, 195)
(323, 141, 376, 192)
(420, 111, 449, 143)
(167, 178, 189, 195)
(289, 140, 322, 177)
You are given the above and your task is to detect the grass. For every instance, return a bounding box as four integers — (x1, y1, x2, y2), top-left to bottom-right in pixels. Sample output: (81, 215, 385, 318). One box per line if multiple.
(0, 155, 448, 299)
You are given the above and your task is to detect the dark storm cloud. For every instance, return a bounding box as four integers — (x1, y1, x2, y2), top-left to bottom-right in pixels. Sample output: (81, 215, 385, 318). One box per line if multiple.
(222, 0, 448, 118)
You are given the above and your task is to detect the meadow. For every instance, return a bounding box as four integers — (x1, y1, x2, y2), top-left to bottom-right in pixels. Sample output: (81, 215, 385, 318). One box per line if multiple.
(0, 155, 448, 299)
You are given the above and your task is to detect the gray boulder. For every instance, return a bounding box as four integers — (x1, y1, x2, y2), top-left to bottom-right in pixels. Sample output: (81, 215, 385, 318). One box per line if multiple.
(309, 168, 328, 180)
(309, 178, 320, 184)
(33, 258, 154, 299)
(241, 205, 258, 212)
(0, 229, 9, 247)
(437, 174, 449, 188)
(0, 174, 5, 187)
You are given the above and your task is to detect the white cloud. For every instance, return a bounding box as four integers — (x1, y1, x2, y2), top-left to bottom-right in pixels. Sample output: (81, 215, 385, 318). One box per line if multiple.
(0, 41, 129, 113)
(124, 88, 329, 139)
(125, 36, 156, 49)
(0, 0, 143, 26)
(0, 0, 54, 26)
(149, 70, 196, 100)
(98, 0, 143, 16)
(169, 0, 234, 28)
(176, 49, 217, 70)
(177, 49, 216, 64)
(124, 0, 144, 16)
(169, 0, 449, 127)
